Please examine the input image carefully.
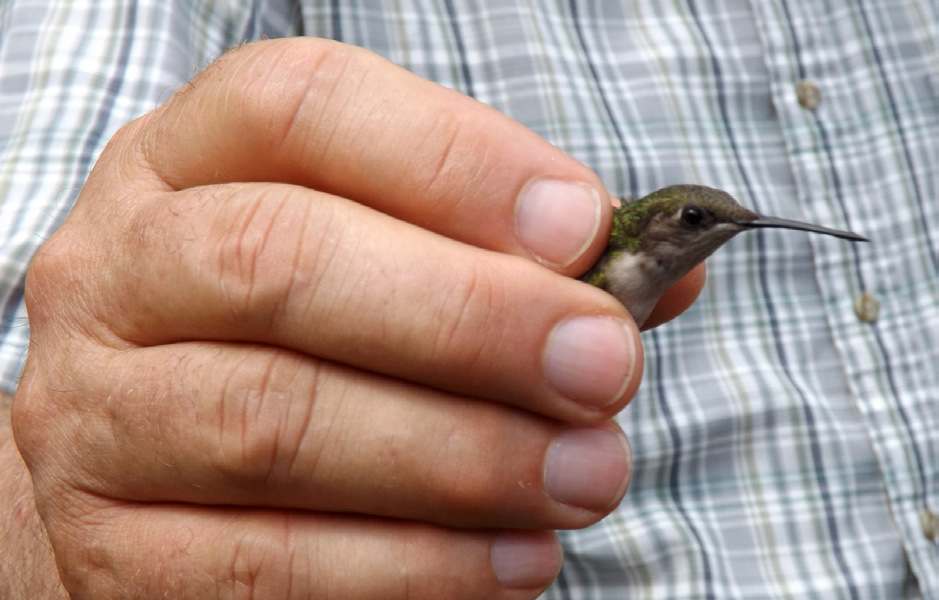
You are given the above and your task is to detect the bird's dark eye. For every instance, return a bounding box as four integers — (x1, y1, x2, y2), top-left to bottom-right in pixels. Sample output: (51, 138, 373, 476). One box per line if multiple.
(681, 205, 707, 227)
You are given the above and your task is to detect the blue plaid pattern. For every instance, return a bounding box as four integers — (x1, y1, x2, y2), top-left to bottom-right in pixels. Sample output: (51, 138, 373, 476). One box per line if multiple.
(1, 2, 937, 597)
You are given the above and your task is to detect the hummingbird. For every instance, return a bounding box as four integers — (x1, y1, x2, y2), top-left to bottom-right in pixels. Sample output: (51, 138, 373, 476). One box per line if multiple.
(582, 184, 868, 327)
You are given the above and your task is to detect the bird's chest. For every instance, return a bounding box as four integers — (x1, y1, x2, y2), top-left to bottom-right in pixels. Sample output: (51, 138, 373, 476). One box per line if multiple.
(603, 252, 672, 326)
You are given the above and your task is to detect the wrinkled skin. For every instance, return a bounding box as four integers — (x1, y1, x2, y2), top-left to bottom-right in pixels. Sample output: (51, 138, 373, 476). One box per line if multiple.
(9, 38, 703, 599)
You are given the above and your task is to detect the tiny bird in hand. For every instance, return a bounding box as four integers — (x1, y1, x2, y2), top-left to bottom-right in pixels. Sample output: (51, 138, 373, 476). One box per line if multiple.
(583, 184, 868, 327)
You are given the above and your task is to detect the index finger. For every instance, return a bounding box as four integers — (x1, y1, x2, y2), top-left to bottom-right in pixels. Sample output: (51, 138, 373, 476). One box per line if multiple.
(130, 38, 612, 275)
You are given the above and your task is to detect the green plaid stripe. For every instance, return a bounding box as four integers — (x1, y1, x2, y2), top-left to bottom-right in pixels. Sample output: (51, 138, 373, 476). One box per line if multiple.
(1, 2, 936, 597)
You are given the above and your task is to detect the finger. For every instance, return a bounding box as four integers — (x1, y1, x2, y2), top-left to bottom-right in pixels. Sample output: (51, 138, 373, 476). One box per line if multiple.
(44, 498, 562, 599)
(124, 37, 611, 273)
(95, 182, 642, 422)
(60, 342, 631, 529)
(641, 263, 707, 330)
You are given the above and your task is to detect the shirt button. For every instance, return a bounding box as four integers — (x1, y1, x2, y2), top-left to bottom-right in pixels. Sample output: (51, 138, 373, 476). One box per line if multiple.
(796, 80, 822, 110)
(854, 292, 880, 323)
(920, 510, 938, 542)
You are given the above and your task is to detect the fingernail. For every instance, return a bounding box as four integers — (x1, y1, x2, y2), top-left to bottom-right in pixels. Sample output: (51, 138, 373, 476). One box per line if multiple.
(542, 316, 638, 408)
(544, 428, 631, 510)
(491, 530, 563, 589)
(515, 178, 602, 267)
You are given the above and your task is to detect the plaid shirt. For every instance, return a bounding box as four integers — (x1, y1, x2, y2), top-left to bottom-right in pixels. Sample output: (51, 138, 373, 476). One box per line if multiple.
(2, 2, 937, 598)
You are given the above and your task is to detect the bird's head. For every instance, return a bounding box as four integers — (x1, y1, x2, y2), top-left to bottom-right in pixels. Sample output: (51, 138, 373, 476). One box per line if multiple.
(610, 184, 866, 271)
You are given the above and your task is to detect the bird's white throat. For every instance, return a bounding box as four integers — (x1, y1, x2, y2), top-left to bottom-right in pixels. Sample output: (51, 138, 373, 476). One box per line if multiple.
(602, 251, 673, 327)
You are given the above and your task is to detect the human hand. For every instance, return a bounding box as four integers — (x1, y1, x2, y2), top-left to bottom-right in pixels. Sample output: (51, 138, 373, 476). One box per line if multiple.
(1, 393, 68, 599)
(13, 38, 703, 599)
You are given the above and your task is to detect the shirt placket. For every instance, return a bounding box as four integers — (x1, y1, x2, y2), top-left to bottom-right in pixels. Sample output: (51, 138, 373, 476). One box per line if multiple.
(750, 1, 939, 594)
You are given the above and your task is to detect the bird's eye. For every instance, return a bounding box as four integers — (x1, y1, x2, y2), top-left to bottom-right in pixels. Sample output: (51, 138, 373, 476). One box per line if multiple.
(681, 205, 707, 227)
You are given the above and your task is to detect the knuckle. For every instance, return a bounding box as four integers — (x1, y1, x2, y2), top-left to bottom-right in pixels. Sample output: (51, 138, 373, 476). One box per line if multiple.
(121, 189, 178, 255)
(211, 192, 277, 316)
(10, 384, 51, 465)
(13, 359, 105, 489)
(414, 111, 478, 212)
(26, 226, 120, 346)
(208, 186, 311, 321)
(267, 38, 360, 151)
(98, 114, 157, 187)
(222, 531, 266, 598)
(430, 263, 505, 373)
(24, 229, 115, 354)
(96, 115, 145, 166)
(217, 520, 296, 600)
(24, 232, 75, 323)
(211, 350, 319, 485)
(207, 38, 367, 154)
(37, 491, 126, 598)
(205, 184, 343, 330)
(104, 115, 147, 156)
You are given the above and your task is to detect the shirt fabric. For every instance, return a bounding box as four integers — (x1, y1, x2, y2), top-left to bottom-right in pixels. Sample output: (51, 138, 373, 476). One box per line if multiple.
(1, 2, 938, 598)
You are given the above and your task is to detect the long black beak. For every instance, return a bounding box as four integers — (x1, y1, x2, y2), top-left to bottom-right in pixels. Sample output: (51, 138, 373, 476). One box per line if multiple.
(741, 216, 869, 242)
